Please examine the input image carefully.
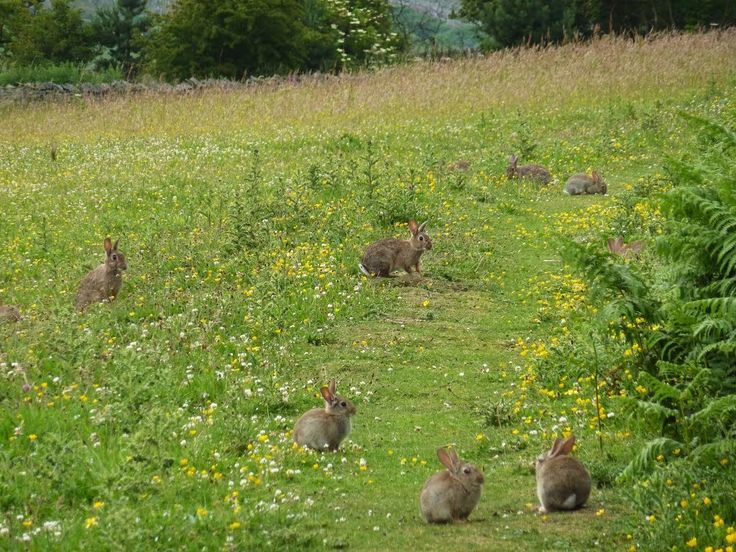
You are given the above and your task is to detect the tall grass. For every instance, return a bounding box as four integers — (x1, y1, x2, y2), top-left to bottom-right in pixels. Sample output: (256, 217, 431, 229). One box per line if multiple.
(2, 31, 736, 142)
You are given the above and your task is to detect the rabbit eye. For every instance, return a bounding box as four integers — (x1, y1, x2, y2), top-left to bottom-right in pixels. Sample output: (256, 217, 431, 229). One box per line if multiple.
(419, 236, 424, 241)
(341, 401, 347, 407)
(111, 254, 117, 260)
(463, 467, 471, 474)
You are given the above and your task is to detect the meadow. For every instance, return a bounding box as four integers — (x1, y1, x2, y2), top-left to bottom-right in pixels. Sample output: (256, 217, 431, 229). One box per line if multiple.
(1, 31, 736, 550)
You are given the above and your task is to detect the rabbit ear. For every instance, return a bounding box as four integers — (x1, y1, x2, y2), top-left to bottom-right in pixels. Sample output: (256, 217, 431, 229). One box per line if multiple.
(549, 437, 564, 456)
(509, 155, 518, 166)
(112, 239, 119, 251)
(607, 238, 616, 252)
(320, 385, 334, 403)
(328, 379, 336, 395)
(418, 221, 428, 233)
(630, 240, 645, 253)
(436, 447, 456, 470)
(104, 237, 112, 255)
(555, 435, 577, 456)
(408, 220, 418, 235)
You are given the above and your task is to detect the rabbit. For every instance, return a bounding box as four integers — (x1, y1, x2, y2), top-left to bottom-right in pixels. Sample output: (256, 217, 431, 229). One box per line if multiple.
(359, 220, 432, 277)
(448, 159, 470, 172)
(293, 379, 356, 451)
(564, 171, 607, 195)
(420, 447, 484, 524)
(535, 435, 591, 513)
(75, 237, 128, 311)
(506, 155, 552, 185)
(607, 237, 645, 258)
(0, 305, 22, 323)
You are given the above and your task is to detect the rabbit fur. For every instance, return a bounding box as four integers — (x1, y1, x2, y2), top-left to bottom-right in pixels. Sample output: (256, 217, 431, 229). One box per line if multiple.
(76, 238, 127, 311)
(359, 220, 432, 277)
(536, 435, 591, 513)
(293, 379, 356, 451)
(420, 447, 484, 523)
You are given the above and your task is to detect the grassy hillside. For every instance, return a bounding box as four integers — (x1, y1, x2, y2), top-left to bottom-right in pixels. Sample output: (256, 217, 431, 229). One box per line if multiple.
(1, 32, 736, 550)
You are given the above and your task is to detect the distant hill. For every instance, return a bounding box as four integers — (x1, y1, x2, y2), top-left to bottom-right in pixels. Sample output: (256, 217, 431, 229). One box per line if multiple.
(390, 0, 480, 53)
(72, 0, 172, 14)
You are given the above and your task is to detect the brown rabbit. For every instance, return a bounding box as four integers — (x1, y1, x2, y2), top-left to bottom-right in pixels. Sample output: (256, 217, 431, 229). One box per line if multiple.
(448, 159, 470, 172)
(420, 447, 484, 523)
(607, 237, 645, 258)
(293, 379, 356, 451)
(564, 171, 607, 195)
(506, 155, 552, 185)
(0, 305, 22, 323)
(75, 237, 127, 311)
(359, 220, 432, 277)
(536, 435, 591, 513)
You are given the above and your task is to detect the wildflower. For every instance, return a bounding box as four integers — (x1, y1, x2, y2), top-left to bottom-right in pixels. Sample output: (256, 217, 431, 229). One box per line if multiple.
(196, 507, 208, 518)
(28, 434, 37, 441)
(85, 517, 98, 528)
(680, 499, 688, 508)
(228, 521, 241, 530)
(93, 501, 105, 509)
(686, 537, 697, 548)
(596, 509, 605, 516)
(703, 497, 712, 505)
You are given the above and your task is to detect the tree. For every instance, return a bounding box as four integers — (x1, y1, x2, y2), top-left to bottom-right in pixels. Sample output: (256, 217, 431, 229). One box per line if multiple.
(460, 0, 736, 50)
(91, 0, 150, 76)
(143, 0, 403, 80)
(460, 0, 586, 50)
(144, 0, 310, 80)
(2, 0, 93, 64)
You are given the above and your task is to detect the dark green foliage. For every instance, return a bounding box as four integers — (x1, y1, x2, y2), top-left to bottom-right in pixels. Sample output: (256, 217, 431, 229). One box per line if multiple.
(1, 0, 94, 64)
(652, 115, 736, 384)
(460, 0, 736, 49)
(90, 0, 150, 76)
(564, 115, 736, 479)
(143, 0, 401, 80)
(460, 0, 586, 50)
(144, 0, 309, 80)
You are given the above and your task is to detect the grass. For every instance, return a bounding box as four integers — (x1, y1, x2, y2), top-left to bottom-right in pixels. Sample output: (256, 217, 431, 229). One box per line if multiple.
(0, 62, 123, 86)
(1, 31, 735, 550)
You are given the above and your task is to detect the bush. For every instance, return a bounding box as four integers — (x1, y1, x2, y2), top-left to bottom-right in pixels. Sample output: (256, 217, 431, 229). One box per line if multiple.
(1, 0, 94, 65)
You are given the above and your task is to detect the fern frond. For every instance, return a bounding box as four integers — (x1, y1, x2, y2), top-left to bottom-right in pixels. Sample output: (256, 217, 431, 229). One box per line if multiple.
(689, 439, 736, 464)
(678, 111, 736, 150)
(620, 437, 683, 480)
(688, 394, 736, 427)
(681, 368, 714, 401)
(629, 398, 679, 420)
(684, 297, 736, 318)
(692, 317, 733, 340)
(697, 340, 736, 361)
(638, 372, 682, 403)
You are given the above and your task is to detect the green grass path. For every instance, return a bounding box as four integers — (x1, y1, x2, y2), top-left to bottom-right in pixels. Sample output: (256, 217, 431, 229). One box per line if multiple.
(291, 195, 630, 550)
